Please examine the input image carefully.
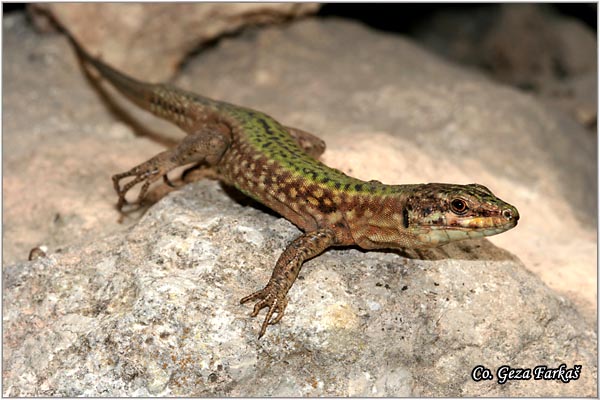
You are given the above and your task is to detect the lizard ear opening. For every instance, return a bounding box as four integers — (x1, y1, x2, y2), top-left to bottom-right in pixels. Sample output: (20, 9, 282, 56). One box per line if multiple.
(402, 208, 409, 229)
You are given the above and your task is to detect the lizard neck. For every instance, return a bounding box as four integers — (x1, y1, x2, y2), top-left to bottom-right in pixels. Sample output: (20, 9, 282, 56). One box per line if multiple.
(340, 189, 417, 249)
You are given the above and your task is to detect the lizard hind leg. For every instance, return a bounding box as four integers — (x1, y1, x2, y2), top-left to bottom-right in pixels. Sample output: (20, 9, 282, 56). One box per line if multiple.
(112, 128, 230, 210)
(285, 126, 326, 159)
(240, 228, 336, 339)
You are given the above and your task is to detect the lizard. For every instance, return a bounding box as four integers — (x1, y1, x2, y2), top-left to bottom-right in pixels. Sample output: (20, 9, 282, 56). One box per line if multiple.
(65, 32, 519, 339)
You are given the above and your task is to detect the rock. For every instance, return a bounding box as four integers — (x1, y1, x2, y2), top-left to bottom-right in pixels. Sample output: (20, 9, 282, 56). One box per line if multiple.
(411, 4, 597, 130)
(28, 3, 320, 81)
(3, 12, 157, 265)
(3, 181, 596, 396)
(480, 5, 597, 129)
(3, 13, 597, 395)
(481, 5, 572, 87)
(4, 9, 596, 330)
(179, 18, 597, 318)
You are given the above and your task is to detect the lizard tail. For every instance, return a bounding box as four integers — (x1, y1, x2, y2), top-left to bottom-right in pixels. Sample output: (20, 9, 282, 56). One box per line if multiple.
(65, 33, 157, 108)
(42, 11, 158, 109)
(42, 11, 218, 132)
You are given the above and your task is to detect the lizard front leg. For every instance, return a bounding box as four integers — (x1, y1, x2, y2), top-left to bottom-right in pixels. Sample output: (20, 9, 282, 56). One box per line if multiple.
(240, 228, 337, 338)
(112, 127, 229, 210)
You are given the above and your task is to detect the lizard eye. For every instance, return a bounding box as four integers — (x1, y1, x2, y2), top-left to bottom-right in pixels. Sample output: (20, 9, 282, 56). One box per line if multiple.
(450, 198, 468, 215)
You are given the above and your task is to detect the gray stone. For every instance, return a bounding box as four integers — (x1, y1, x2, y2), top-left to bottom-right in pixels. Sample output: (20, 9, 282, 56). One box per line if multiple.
(3, 12, 597, 396)
(412, 4, 597, 130)
(3, 181, 596, 396)
(29, 3, 320, 81)
(4, 14, 595, 316)
(179, 18, 597, 318)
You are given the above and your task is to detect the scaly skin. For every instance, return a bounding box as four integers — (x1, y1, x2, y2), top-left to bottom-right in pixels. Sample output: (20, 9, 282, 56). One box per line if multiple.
(67, 33, 519, 338)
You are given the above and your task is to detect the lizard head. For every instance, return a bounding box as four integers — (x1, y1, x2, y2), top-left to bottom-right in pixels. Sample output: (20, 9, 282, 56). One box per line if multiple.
(401, 183, 519, 247)
(350, 182, 519, 249)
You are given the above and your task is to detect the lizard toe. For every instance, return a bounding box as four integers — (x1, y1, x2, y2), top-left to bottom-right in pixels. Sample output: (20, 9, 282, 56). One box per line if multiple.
(241, 285, 289, 338)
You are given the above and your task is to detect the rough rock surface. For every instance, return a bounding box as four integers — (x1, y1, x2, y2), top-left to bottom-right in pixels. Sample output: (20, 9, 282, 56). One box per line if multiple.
(29, 3, 320, 81)
(4, 13, 596, 317)
(3, 181, 597, 396)
(3, 12, 597, 396)
(177, 18, 598, 319)
(412, 4, 597, 130)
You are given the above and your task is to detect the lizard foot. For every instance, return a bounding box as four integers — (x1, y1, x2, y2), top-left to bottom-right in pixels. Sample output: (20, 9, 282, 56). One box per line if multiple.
(112, 152, 175, 211)
(240, 285, 289, 339)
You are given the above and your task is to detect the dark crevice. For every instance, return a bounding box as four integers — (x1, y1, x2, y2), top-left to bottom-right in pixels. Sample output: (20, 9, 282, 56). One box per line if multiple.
(3, 3, 26, 14)
(318, 3, 596, 33)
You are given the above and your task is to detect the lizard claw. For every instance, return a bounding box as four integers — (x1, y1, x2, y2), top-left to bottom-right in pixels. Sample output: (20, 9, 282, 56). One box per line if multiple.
(162, 173, 177, 188)
(112, 169, 157, 210)
(240, 286, 288, 339)
(161, 161, 204, 188)
(112, 151, 174, 211)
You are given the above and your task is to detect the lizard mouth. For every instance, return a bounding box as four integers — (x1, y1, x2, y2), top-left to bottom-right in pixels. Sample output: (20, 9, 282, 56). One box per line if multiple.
(443, 215, 519, 231)
(414, 217, 518, 247)
(421, 218, 518, 239)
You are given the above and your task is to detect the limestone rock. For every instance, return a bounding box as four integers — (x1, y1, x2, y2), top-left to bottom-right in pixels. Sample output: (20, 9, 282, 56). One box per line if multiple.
(3, 181, 596, 396)
(412, 4, 597, 130)
(28, 3, 320, 81)
(179, 18, 597, 318)
(3, 12, 597, 396)
(4, 10, 596, 326)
